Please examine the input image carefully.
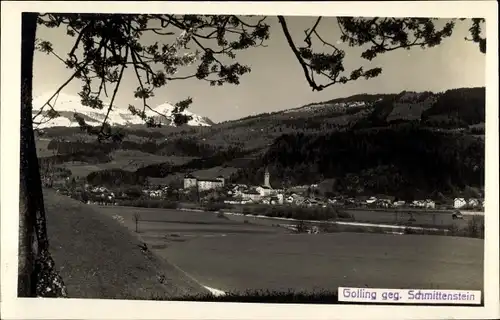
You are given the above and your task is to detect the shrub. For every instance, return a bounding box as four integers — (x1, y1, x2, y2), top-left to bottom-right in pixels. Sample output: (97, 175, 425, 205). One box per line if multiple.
(404, 227, 419, 235)
(204, 202, 229, 212)
(236, 205, 357, 222)
(447, 223, 460, 236)
(295, 220, 309, 233)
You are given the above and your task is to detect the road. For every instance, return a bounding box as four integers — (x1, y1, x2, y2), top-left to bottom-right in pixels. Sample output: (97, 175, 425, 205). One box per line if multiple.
(98, 206, 484, 295)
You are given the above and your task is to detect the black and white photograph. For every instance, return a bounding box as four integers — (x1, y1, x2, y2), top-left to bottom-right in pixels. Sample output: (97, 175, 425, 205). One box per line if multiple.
(1, 1, 498, 320)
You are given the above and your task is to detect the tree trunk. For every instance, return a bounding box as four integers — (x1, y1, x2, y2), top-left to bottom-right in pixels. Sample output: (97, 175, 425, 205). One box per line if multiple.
(18, 12, 67, 298)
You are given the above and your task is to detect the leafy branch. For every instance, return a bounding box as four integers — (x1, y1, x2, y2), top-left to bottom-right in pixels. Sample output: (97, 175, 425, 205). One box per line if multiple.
(278, 16, 484, 92)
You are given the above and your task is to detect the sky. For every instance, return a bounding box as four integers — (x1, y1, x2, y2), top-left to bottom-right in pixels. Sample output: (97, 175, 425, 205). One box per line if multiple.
(33, 16, 486, 123)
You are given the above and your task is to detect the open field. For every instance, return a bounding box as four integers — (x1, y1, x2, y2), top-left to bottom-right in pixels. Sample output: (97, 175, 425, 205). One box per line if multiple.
(98, 205, 484, 294)
(54, 150, 197, 178)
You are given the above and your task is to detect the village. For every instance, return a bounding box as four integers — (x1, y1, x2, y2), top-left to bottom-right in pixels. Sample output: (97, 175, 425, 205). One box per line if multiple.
(51, 167, 485, 213)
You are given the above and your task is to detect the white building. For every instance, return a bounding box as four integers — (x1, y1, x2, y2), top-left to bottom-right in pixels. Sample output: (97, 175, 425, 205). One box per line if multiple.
(424, 199, 436, 209)
(256, 185, 273, 197)
(393, 200, 406, 207)
(412, 200, 426, 208)
(197, 177, 225, 192)
(183, 174, 225, 191)
(183, 174, 198, 189)
(454, 197, 467, 209)
(276, 193, 284, 205)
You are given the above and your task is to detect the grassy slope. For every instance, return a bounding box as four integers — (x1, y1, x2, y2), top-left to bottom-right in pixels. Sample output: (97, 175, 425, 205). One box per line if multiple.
(44, 189, 207, 299)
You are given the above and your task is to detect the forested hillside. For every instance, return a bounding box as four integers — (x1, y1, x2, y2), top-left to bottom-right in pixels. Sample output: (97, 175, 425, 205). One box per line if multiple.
(230, 126, 484, 199)
(422, 87, 485, 126)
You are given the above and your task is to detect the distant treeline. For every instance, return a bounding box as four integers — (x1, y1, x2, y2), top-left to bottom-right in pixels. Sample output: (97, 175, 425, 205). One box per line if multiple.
(46, 136, 219, 158)
(231, 126, 484, 199)
(39, 126, 165, 139)
(87, 169, 147, 186)
(39, 151, 112, 167)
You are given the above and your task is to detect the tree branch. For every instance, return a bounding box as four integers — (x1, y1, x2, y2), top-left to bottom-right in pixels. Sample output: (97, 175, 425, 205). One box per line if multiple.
(278, 15, 321, 91)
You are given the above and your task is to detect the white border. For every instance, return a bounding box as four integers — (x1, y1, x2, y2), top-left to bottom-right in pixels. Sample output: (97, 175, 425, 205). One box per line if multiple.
(1, 1, 498, 320)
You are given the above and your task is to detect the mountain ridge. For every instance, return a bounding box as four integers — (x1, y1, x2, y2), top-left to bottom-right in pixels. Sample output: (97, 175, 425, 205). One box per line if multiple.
(32, 92, 214, 128)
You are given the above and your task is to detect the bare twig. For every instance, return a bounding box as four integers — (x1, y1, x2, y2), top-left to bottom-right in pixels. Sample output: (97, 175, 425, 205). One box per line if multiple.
(98, 43, 129, 139)
(303, 17, 322, 48)
(32, 60, 91, 123)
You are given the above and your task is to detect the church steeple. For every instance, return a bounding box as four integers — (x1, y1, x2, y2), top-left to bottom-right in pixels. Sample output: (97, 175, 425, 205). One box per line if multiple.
(264, 166, 270, 187)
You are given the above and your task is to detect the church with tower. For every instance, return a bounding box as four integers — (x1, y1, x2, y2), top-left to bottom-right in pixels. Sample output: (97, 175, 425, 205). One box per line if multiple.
(264, 166, 271, 188)
(256, 167, 274, 197)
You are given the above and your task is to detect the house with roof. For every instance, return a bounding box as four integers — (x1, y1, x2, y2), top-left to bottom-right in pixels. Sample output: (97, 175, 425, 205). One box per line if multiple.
(286, 194, 305, 205)
(256, 185, 273, 197)
(468, 198, 481, 208)
(374, 199, 391, 208)
(424, 199, 436, 209)
(366, 196, 378, 205)
(303, 198, 320, 207)
(183, 174, 198, 189)
(454, 197, 467, 209)
(241, 189, 261, 202)
(393, 200, 406, 207)
(412, 200, 426, 208)
(264, 194, 284, 205)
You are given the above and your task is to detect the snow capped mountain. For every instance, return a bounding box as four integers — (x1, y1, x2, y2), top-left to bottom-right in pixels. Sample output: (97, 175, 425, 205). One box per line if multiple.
(32, 92, 214, 129)
(150, 102, 214, 127)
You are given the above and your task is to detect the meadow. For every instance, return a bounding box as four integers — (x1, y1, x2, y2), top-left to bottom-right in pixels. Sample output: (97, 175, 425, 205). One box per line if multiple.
(97, 205, 484, 294)
(55, 150, 197, 178)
